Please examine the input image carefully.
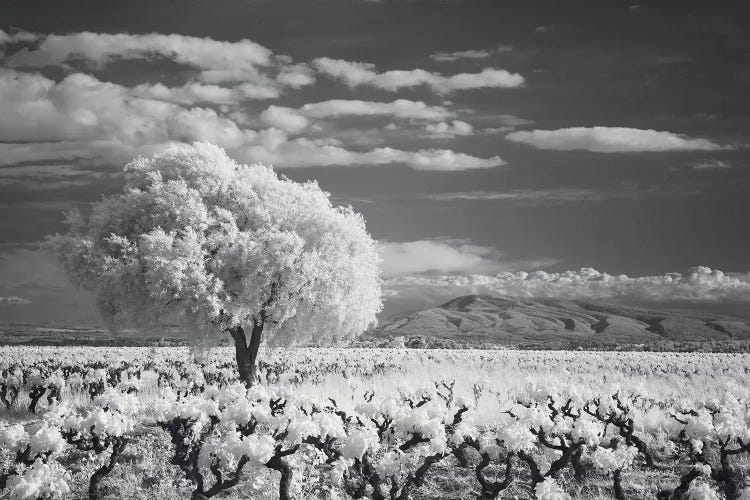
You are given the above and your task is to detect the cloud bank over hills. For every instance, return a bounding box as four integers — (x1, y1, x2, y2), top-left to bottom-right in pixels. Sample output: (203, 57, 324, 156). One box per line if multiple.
(383, 265, 750, 317)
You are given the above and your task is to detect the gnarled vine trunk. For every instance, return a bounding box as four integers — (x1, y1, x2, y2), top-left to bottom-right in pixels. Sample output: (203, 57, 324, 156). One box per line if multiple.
(228, 321, 264, 387)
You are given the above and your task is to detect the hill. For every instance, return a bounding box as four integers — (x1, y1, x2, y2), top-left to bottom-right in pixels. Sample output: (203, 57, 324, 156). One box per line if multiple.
(365, 295, 750, 350)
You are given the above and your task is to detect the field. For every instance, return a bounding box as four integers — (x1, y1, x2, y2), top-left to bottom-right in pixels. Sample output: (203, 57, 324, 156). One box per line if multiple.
(1, 347, 749, 500)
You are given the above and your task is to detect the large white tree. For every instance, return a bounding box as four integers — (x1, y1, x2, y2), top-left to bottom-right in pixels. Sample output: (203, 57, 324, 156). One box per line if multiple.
(47, 142, 382, 385)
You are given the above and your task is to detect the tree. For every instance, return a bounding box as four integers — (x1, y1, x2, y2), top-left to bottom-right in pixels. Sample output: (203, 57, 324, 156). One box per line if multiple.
(47, 142, 382, 385)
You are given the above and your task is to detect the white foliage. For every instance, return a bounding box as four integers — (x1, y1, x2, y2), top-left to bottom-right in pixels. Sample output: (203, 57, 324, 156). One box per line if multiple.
(534, 477, 571, 500)
(27, 425, 66, 457)
(570, 418, 604, 446)
(341, 428, 380, 461)
(589, 445, 639, 472)
(5, 459, 71, 500)
(0, 424, 28, 453)
(686, 481, 721, 500)
(47, 142, 382, 347)
(498, 422, 536, 452)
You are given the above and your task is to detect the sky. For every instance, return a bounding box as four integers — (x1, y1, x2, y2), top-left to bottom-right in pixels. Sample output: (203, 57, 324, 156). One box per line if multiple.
(1, 0, 749, 325)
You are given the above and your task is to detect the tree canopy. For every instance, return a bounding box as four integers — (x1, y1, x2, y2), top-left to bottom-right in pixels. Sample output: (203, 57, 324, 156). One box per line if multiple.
(47, 142, 383, 354)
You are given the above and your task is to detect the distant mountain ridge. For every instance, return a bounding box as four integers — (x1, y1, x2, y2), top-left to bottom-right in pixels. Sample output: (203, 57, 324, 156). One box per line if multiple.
(370, 295, 750, 348)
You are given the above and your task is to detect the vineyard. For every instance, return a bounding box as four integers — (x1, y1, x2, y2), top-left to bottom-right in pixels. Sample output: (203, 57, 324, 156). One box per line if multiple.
(1, 347, 749, 499)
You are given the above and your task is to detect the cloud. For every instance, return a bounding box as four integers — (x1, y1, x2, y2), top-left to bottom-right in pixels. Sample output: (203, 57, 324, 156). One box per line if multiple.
(240, 142, 505, 170)
(275, 63, 316, 88)
(132, 81, 280, 105)
(1, 30, 509, 172)
(260, 105, 310, 133)
(424, 120, 474, 138)
(6, 31, 273, 80)
(506, 127, 728, 152)
(3, 30, 306, 98)
(0, 69, 504, 171)
(0, 163, 115, 190)
(380, 240, 554, 278)
(313, 57, 524, 93)
(0, 296, 31, 305)
(0, 29, 38, 46)
(690, 159, 733, 170)
(429, 46, 512, 62)
(385, 266, 750, 305)
(0, 69, 250, 145)
(298, 99, 454, 121)
(422, 189, 606, 204)
(421, 184, 714, 205)
(430, 49, 491, 62)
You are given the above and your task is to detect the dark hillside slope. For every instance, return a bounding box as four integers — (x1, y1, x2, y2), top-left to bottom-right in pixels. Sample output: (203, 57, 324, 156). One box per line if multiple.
(370, 295, 750, 348)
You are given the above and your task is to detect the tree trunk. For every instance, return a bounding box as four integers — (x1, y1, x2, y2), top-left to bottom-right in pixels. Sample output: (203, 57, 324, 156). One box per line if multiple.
(229, 322, 263, 387)
(88, 438, 127, 500)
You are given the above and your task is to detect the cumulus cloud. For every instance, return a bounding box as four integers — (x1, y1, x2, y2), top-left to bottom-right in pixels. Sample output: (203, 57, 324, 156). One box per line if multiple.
(505, 127, 728, 152)
(298, 99, 454, 121)
(0, 69, 251, 145)
(313, 57, 524, 93)
(2, 30, 313, 100)
(0, 68, 504, 171)
(241, 142, 505, 170)
(275, 63, 316, 88)
(260, 105, 310, 133)
(380, 240, 555, 278)
(0, 30, 511, 172)
(254, 99, 455, 136)
(0, 296, 32, 305)
(6, 31, 272, 79)
(381, 240, 503, 277)
(424, 120, 474, 138)
(385, 266, 750, 304)
(132, 81, 280, 105)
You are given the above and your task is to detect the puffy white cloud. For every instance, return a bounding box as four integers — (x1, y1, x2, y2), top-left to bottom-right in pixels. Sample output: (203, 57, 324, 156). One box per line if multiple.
(385, 266, 750, 304)
(379, 239, 550, 278)
(313, 57, 524, 93)
(276, 63, 316, 88)
(299, 99, 454, 121)
(0, 68, 504, 171)
(254, 99, 455, 137)
(7, 30, 272, 75)
(237, 142, 505, 170)
(0, 69, 252, 147)
(382, 148, 503, 171)
(260, 105, 310, 133)
(3, 30, 300, 97)
(0, 296, 31, 305)
(506, 127, 727, 152)
(132, 81, 280, 105)
(424, 120, 474, 138)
